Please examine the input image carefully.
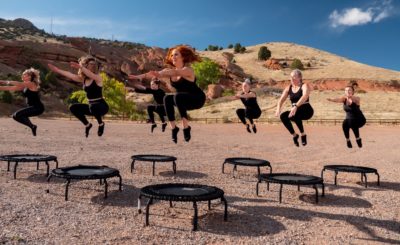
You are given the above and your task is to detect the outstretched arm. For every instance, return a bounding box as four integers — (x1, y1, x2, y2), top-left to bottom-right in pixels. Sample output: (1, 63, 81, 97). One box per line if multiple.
(275, 86, 289, 117)
(48, 63, 82, 83)
(327, 97, 345, 103)
(149, 67, 195, 82)
(0, 85, 24, 91)
(236, 91, 256, 99)
(125, 80, 146, 91)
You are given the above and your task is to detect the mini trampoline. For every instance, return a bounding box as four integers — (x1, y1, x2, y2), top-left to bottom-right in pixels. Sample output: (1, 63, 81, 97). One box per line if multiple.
(222, 157, 272, 178)
(131, 154, 177, 176)
(0, 154, 58, 179)
(257, 173, 325, 203)
(47, 165, 122, 201)
(321, 165, 380, 188)
(138, 183, 228, 231)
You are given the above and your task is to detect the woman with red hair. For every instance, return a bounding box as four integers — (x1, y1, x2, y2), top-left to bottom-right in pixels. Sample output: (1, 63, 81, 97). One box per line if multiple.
(129, 45, 205, 143)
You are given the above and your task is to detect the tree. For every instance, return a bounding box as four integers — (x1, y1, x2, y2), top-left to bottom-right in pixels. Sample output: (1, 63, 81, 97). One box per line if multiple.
(227, 44, 233, 49)
(290, 58, 304, 70)
(240, 46, 246, 53)
(258, 46, 271, 60)
(192, 58, 221, 89)
(234, 43, 242, 53)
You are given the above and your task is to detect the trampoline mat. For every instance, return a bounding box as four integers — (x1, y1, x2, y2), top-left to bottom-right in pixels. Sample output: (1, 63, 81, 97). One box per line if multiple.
(224, 157, 270, 166)
(260, 173, 323, 185)
(132, 154, 177, 162)
(141, 183, 224, 201)
(324, 165, 377, 173)
(52, 165, 119, 179)
(0, 154, 57, 162)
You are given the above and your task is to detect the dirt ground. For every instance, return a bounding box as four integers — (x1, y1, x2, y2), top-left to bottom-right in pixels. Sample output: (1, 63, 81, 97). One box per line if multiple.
(0, 118, 399, 244)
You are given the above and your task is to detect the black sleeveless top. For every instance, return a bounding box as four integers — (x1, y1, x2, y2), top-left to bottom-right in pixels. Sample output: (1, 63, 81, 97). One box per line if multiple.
(289, 84, 309, 104)
(343, 99, 364, 120)
(83, 80, 103, 100)
(240, 92, 261, 111)
(171, 77, 204, 95)
(135, 88, 165, 105)
(23, 88, 43, 107)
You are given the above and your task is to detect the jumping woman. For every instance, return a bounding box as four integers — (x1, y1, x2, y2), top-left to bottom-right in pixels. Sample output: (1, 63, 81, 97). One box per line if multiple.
(275, 69, 314, 146)
(0, 68, 44, 136)
(48, 55, 109, 137)
(327, 83, 366, 148)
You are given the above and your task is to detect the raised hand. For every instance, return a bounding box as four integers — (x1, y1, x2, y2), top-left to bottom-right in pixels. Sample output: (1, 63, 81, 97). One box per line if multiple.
(48, 63, 60, 73)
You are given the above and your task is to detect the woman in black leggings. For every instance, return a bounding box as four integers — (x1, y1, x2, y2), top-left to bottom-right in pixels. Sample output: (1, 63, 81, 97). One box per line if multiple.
(275, 69, 313, 146)
(233, 79, 261, 133)
(126, 77, 167, 133)
(327, 84, 366, 148)
(48, 56, 109, 137)
(0, 68, 44, 136)
(132, 45, 205, 143)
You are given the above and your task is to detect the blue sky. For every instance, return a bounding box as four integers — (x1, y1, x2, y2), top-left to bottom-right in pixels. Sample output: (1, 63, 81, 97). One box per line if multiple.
(1, 0, 399, 71)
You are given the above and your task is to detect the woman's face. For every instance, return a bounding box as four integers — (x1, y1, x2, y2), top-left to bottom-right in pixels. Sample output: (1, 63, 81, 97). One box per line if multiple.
(345, 87, 354, 97)
(242, 82, 250, 93)
(150, 81, 159, 90)
(22, 73, 32, 83)
(171, 49, 183, 66)
(291, 74, 301, 86)
(86, 60, 97, 73)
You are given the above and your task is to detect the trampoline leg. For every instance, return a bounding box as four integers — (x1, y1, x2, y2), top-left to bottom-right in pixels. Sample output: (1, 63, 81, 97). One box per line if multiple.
(256, 180, 260, 196)
(45, 161, 49, 177)
(222, 162, 225, 174)
(360, 173, 364, 183)
(172, 161, 176, 174)
(269, 165, 272, 174)
(257, 167, 260, 179)
(118, 174, 122, 191)
(152, 161, 155, 176)
(65, 179, 71, 201)
(320, 168, 325, 180)
(130, 160, 135, 173)
(314, 185, 319, 204)
(37, 161, 39, 170)
(99, 179, 103, 185)
(279, 184, 283, 203)
(55, 159, 59, 168)
(221, 196, 228, 221)
(193, 201, 198, 231)
(145, 198, 152, 226)
(170, 201, 173, 208)
(7, 161, 10, 172)
(47, 174, 53, 183)
(137, 196, 142, 213)
(321, 183, 325, 197)
(13, 161, 18, 179)
(334, 171, 338, 185)
(267, 182, 270, 191)
(232, 165, 237, 178)
(208, 200, 211, 210)
(104, 179, 108, 198)
(46, 174, 52, 194)
(375, 172, 380, 186)
(298, 185, 300, 191)
(364, 173, 368, 188)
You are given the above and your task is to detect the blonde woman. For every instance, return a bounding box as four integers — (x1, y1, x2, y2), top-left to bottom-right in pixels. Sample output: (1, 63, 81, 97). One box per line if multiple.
(129, 45, 206, 143)
(275, 69, 313, 146)
(0, 68, 44, 136)
(48, 56, 109, 137)
(327, 83, 366, 148)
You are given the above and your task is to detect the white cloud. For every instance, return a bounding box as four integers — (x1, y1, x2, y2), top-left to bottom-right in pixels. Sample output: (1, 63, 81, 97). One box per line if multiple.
(329, 0, 394, 28)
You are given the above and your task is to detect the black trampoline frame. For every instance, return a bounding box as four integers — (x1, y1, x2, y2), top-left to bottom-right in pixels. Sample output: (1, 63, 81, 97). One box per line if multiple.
(257, 173, 325, 203)
(47, 165, 122, 201)
(138, 183, 228, 231)
(0, 154, 58, 179)
(321, 164, 380, 188)
(131, 154, 177, 176)
(222, 157, 272, 178)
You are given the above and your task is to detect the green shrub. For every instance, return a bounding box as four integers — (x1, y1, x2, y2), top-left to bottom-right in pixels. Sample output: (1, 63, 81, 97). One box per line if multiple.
(240, 46, 246, 53)
(290, 59, 304, 70)
(192, 58, 221, 89)
(258, 46, 271, 60)
(227, 44, 233, 49)
(234, 43, 242, 53)
(0, 91, 13, 103)
(222, 89, 235, 96)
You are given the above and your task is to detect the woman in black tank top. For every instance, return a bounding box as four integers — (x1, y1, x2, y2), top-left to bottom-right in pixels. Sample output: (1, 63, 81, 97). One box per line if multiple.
(275, 69, 314, 146)
(126, 77, 167, 133)
(231, 79, 261, 133)
(327, 84, 366, 148)
(0, 68, 44, 136)
(48, 55, 109, 137)
(129, 45, 205, 144)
